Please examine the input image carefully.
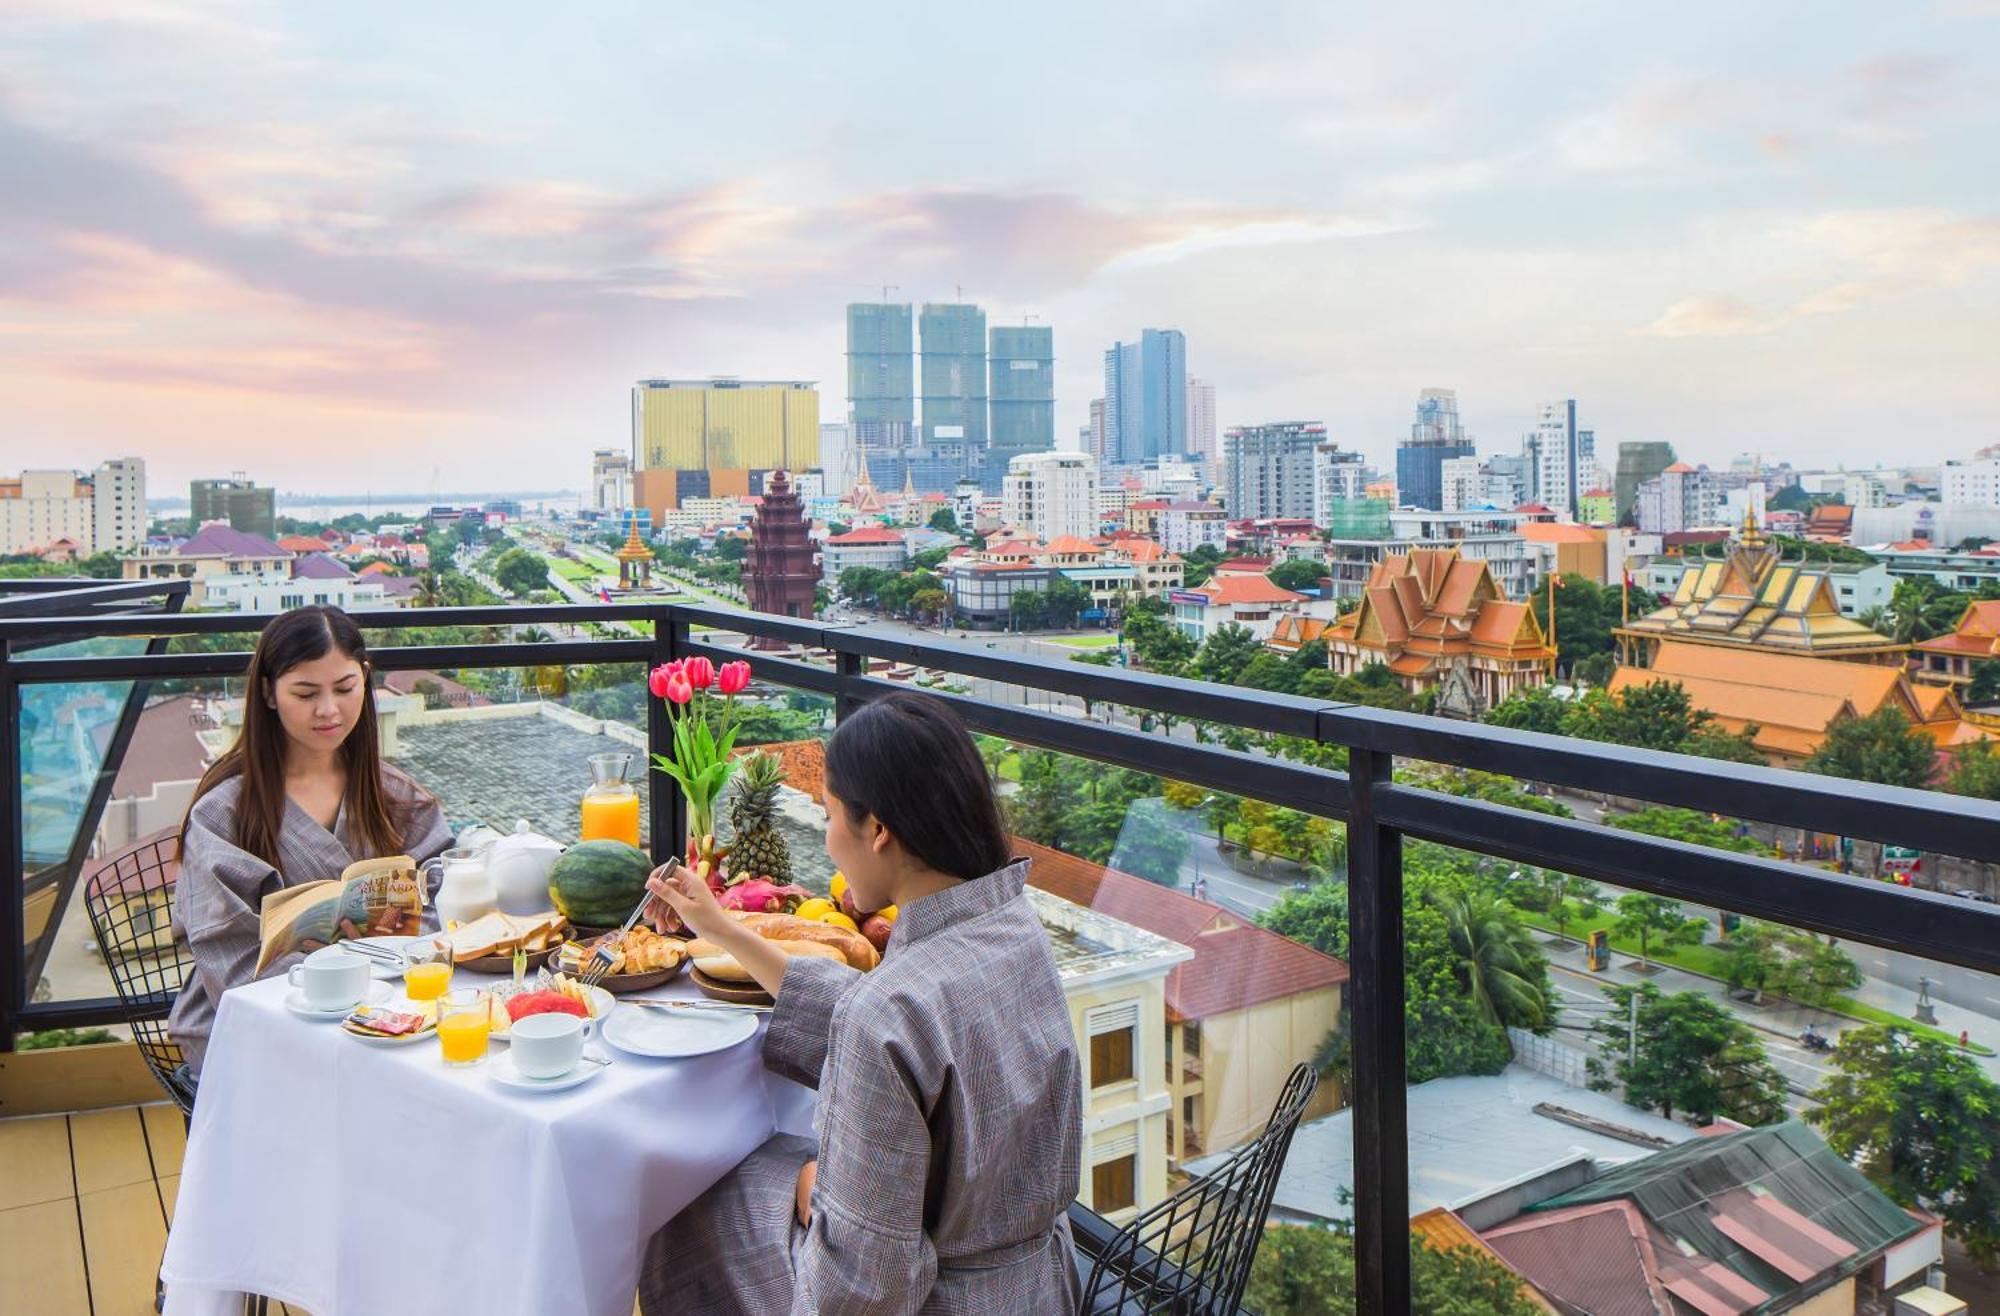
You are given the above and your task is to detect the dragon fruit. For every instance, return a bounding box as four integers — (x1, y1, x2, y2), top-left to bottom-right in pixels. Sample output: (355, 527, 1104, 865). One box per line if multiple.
(718, 878, 788, 913)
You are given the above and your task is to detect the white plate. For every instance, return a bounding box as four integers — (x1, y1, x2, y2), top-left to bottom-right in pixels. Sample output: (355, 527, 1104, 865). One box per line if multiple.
(346, 936, 415, 980)
(339, 1006, 439, 1046)
(602, 1002, 757, 1058)
(286, 982, 391, 1020)
(487, 1050, 610, 1093)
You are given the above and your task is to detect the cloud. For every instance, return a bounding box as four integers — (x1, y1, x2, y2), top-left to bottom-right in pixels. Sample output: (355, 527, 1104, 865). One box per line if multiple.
(1640, 296, 1781, 338)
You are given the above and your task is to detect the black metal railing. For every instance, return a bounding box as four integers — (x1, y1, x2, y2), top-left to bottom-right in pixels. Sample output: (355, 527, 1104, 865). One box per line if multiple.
(6, 581, 2000, 1315)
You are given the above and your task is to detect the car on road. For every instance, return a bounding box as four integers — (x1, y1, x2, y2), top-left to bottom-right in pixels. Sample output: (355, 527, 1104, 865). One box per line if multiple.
(1949, 888, 1996, 903)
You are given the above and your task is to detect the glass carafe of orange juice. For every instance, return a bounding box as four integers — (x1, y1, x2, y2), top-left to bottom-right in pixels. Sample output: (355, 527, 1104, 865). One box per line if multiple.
(580, 752, 641, 847)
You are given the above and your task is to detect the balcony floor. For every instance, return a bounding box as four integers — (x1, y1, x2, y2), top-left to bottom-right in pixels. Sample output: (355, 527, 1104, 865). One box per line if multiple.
(0, 1104, 307, 1316)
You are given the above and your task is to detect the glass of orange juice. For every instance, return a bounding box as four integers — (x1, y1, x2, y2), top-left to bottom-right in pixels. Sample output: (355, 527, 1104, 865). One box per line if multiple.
(436, 988, 490, 1066)
(403, 937, 453, 1013)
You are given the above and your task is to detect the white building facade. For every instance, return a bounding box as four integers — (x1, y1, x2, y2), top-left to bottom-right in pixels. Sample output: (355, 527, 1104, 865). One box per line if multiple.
(1439, 456, 1482, 513)
(1943, 458, 2000, 508)
(1521, 401, 1594, 519)
(1311, 444, 1367, 529)
(1003, 452, 1098, 542)
(1158, 502, 1228, 555)
(0, 459, 148, 555)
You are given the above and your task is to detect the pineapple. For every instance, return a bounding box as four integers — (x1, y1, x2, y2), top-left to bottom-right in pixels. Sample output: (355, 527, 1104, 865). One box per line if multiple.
(726, 751, 793, 883)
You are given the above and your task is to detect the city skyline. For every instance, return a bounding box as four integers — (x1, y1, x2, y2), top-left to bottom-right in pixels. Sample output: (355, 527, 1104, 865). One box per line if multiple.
(2, 2, 1996, 492)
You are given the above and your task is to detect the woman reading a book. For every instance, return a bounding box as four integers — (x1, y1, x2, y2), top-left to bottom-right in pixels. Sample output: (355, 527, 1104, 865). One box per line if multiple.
(167, 605, 451, 1082)
(639, 691, 1083, 1315)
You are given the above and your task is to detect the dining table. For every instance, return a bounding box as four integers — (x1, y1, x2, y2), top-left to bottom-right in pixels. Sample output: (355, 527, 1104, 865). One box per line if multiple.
(159, 963, 817, 1316)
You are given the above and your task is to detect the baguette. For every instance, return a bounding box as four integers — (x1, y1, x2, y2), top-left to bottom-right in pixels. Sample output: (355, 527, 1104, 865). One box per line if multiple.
(732, 912, 880, 971)
(688, 936, 846, 983)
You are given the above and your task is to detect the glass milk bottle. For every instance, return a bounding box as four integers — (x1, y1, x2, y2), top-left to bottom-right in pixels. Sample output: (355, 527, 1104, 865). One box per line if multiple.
(580, 752, 641, 847)
(424, 848, 497, 930)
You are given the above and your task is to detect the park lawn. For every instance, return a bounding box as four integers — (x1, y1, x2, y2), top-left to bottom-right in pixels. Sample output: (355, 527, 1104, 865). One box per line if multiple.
(1050, 634, 1118, 649)
(548, 558, 594, 583)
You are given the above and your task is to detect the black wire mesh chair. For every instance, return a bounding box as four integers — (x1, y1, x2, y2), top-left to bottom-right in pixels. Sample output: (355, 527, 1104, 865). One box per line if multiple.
(1074, 1062, 1318, 1315)
(82, 829, 198, 1117)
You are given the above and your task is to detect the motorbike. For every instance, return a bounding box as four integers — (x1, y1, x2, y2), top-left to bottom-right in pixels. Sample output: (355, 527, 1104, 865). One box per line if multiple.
(1799, 1029, 1833, 1053)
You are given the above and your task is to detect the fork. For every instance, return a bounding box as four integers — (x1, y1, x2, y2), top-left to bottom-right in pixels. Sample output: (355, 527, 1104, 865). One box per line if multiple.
(579, 886, 658, 989)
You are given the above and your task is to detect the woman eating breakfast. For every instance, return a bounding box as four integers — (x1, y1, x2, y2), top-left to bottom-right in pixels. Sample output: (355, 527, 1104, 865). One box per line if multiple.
(167, 605, 452, 1083)
(639, 690, 1083, 1315)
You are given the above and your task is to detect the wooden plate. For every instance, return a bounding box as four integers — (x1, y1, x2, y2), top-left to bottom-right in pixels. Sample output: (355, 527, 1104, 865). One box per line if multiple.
(690, 967, 775, 1007)
(589, 956, 689, 995)
(455, 945, 557, 975)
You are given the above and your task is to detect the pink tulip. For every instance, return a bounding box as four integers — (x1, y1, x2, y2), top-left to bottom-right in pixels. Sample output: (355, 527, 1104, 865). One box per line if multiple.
(684, 656, 716, 690)
(664, 674, 694, 705)
(718, 661, 751, 695)
(647, 664, 675, 698)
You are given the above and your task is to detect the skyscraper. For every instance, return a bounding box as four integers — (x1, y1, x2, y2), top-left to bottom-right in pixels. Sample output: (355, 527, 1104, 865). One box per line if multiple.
(986, 324, 1054, 490)
(919, 302, 987, 451)
(1522, 400, 1593, 519)
(1615, 441, 1676, 526)
(847, 302, 916, 493)
(1394, 388, 1475, 511)
(847, 303, 914, 433)
(1087, 398, 1107, 468)
(1224, 421, 1323, 520)
(630, 378, 820, 513)
(1187, 377, 1217, 469)
(1103, 329, 1187, 466)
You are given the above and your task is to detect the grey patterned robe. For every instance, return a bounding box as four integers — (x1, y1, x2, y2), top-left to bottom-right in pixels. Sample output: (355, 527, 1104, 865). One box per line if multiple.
(167, 766, 451, 1077)
(641, 859, 1083, 1315)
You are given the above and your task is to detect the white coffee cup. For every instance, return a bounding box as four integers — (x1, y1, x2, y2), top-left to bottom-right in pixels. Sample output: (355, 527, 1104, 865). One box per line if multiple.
(287, 947, 370, 1011)
(510, 1011, 594, 1079)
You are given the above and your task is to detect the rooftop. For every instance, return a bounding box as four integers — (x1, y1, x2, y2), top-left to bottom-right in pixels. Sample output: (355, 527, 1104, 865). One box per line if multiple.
(1184, 1065, 1693, 1226)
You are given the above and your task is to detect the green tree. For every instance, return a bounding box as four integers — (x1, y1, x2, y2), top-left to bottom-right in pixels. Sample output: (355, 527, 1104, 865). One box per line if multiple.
(1563, 680, 1713, 752)
(1685, 722, 1768, 764)
(1969, 661, 2000, 706)
(1267, 558, 1325, 592)
(910, 587, 950, 624)
(1246, 1226, 1549, 1316)
(1009, 589, 1047, 629)
(714, 535, 747, 562)
(1428, 888, 1550, 1029)
(1193, 624, 1263, 686)
(1810, 1026, 2000, 1263)
(1531, 574, 1662, 672)
(1262, 872, 1517, 1086)
(927, 507, 958, 534)
(1608, 807, 1764, 855)
(1042, 576, 1091, 628)
(1547, 874, 1600, 945)
(1721, 922, 1788, 1004)
(1948, 741, 2000, 800)
(1588, 985, 1789, 1124)
(1611, 893, 1704, 970)
(491, 547, 550, 596)
(1236, 652, 1300, 694)
(1485, 686, 1568, 735)
(836, 565, 888, 606)
(1804, 707, 1938, 788)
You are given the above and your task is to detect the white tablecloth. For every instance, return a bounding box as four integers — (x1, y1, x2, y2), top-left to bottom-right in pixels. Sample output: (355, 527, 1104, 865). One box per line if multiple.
(161, 973, 816, 1316)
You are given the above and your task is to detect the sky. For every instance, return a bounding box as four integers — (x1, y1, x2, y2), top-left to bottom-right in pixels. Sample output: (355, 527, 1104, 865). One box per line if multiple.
(1, 0, 1996, 495)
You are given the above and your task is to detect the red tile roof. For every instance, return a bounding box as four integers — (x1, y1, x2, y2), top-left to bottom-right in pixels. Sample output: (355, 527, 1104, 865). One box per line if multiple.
(825, 525, 904, 544)
(1195, 574, 1306, 606)
(1017, 838, 1347, 1021)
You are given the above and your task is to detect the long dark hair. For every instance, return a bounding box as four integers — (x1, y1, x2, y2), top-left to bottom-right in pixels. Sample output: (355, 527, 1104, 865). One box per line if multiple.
(824, 691, 1011, 881)
(180, 606, 410, 867)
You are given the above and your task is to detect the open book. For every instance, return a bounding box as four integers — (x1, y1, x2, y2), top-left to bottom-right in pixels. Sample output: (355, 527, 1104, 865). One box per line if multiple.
(255, 855, 426, 974)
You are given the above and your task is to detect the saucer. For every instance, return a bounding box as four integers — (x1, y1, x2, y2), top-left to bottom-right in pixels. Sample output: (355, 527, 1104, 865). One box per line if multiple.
(487, 1050, 609, 1093)
(285, 982, 390, 1020)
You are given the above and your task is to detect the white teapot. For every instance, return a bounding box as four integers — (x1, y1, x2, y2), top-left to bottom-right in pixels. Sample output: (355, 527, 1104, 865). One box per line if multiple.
(484, 819, 567, 915)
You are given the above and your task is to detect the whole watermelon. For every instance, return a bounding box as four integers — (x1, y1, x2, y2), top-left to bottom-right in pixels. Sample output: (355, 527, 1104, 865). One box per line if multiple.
(549, 839, 654, 927)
